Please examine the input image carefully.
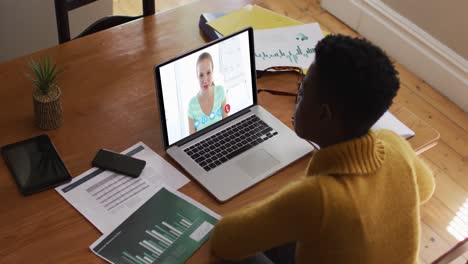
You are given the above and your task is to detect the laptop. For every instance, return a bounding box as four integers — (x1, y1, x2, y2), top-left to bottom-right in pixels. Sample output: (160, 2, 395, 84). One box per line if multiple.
(154, 28, 313, 202)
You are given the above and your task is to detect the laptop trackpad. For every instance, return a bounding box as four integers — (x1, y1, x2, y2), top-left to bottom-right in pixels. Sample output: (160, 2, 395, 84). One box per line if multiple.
(237, 149, 279, 178)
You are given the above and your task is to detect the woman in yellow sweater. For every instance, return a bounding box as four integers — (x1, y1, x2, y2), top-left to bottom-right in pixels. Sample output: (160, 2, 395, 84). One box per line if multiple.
(210, 34, 435, 264)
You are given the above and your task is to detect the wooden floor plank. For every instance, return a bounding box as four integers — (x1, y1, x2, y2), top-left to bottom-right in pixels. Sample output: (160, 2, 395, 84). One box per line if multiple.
(422, 143, 468, 192)
(113, 0, 141, 16)
(314, 12, 361, 37)
(113, 0, 197, 16)
(420, 221, 452, 263)
(260, 0, 325, 20)
(155, 0, 196, 13)
(396, 65, 468, 133)
(396, 87, 468, 158)
(422, 156, 468, 213)
(421, 197, 460, 245)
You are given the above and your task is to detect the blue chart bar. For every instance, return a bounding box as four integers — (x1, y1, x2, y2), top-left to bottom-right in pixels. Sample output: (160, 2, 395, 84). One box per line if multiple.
(122, 212, 194, 263)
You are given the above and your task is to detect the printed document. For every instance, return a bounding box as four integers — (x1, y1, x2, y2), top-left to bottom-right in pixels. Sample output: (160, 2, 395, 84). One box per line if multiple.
(254, 23, 324, 71)
(56, 142, 190, 234)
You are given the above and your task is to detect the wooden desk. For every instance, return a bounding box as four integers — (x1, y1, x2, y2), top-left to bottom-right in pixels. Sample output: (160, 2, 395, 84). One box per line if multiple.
(0, 0, 439, 263)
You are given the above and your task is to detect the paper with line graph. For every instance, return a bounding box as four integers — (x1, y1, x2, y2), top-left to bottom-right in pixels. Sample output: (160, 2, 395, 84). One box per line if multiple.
(55, 142, 189, 234)
(91, 186, 220, 264)
(254, 23, 324, 70)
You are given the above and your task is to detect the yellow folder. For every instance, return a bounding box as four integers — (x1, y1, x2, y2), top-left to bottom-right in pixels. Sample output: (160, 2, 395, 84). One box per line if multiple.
(207, 4, 303, 36)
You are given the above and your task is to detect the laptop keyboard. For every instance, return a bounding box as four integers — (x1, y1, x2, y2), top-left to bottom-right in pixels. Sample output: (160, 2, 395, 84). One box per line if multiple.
(184, 115, 278, 172)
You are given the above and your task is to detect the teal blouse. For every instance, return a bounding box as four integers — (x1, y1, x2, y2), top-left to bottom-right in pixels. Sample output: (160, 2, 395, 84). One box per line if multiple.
(188, 85, 225, 132)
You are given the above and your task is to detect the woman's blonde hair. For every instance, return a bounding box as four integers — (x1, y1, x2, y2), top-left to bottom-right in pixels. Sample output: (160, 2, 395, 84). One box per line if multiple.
(196, 52, 214, 73)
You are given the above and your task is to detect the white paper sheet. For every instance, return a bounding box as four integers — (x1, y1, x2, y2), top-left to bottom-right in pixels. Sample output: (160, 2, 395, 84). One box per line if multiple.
(372, 111, 415, 139)
(56, 142, 190, 234)
(254, 23, 324, 71)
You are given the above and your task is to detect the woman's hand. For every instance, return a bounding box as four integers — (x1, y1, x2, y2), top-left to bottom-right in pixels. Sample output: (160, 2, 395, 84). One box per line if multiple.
(188, 117, 196, 134)
(207, 238, 224, 263)
(221, 98, 228, 119)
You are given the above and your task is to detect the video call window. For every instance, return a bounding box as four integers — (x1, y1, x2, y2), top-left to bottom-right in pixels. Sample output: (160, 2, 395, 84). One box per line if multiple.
(159, 32, 254, 145)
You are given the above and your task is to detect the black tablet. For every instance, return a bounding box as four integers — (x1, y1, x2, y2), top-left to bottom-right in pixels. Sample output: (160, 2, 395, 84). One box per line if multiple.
(1, 135, 72, 196)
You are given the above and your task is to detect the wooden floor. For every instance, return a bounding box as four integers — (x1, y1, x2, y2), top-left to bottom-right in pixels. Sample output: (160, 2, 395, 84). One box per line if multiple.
(114, 1, 468, 263)
(113, 0, 196, 15)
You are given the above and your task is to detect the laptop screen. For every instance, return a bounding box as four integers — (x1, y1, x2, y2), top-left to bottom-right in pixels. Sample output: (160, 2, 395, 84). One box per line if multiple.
(156, 29, 255, 146)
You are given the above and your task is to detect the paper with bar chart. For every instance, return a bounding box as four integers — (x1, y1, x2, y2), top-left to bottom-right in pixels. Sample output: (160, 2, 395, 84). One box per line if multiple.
(91, 186, 220, 264)
(254, 23, 324, 71)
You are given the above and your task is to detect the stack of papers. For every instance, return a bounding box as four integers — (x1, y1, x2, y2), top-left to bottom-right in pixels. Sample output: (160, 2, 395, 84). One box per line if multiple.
(206, 5, 325, 71)
(56, 142, 222, 263)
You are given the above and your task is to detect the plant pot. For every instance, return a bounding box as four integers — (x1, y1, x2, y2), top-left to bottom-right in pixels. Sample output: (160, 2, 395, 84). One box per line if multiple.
(33, 86, 63, 130)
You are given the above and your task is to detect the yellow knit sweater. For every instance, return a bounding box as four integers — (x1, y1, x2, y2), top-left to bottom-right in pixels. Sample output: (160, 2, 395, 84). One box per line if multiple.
(211, 130, 435, 264)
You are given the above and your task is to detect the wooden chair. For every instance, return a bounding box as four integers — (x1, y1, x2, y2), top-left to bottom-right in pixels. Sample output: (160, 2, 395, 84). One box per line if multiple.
(54, 0, 155, 44)
(431, 238, 468, 264)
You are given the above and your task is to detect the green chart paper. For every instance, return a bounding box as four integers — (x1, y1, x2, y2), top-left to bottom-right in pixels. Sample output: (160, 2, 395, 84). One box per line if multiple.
(91, 187, 219, 264)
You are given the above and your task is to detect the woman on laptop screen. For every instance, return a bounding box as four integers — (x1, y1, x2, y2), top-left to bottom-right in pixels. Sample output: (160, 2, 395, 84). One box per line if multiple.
(187, 52, 228, 134)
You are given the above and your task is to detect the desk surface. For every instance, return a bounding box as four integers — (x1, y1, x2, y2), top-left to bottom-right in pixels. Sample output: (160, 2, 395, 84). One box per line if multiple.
(0, 0, 439, 262)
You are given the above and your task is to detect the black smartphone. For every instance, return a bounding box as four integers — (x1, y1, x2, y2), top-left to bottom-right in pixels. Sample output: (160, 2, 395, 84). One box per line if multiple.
(92, 149, 146, 177)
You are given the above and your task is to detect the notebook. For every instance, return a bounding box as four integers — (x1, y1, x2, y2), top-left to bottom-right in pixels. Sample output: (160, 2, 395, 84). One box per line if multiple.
(207, 5, 302, 36)
(199, 13, 225, 41)
(153, 28, 313, 202)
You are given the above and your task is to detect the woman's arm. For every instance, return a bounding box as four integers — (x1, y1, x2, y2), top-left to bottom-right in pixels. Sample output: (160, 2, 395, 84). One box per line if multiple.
(413, 156, 435, 204)
(221, 98, 227, 119)
(211, 179, 323, 260)
(188, 117, 196, 134)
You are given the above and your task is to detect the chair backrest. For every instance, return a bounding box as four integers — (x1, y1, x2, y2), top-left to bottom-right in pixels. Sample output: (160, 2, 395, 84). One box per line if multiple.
(54, 0, 155, 44)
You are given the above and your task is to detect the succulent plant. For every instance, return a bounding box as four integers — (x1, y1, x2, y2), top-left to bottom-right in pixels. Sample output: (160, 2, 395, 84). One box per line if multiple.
(26, 56, 63, 96)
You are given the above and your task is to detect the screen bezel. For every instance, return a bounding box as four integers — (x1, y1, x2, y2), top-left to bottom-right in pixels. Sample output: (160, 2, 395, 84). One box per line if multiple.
(154, 28, 257, 149)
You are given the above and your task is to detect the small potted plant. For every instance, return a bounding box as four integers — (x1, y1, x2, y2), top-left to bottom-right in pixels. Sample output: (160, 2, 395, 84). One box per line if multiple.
(26, 56, 64, 130)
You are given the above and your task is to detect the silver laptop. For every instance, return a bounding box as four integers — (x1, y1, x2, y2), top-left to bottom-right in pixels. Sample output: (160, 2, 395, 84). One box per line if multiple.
(154, 28, 313, 202)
